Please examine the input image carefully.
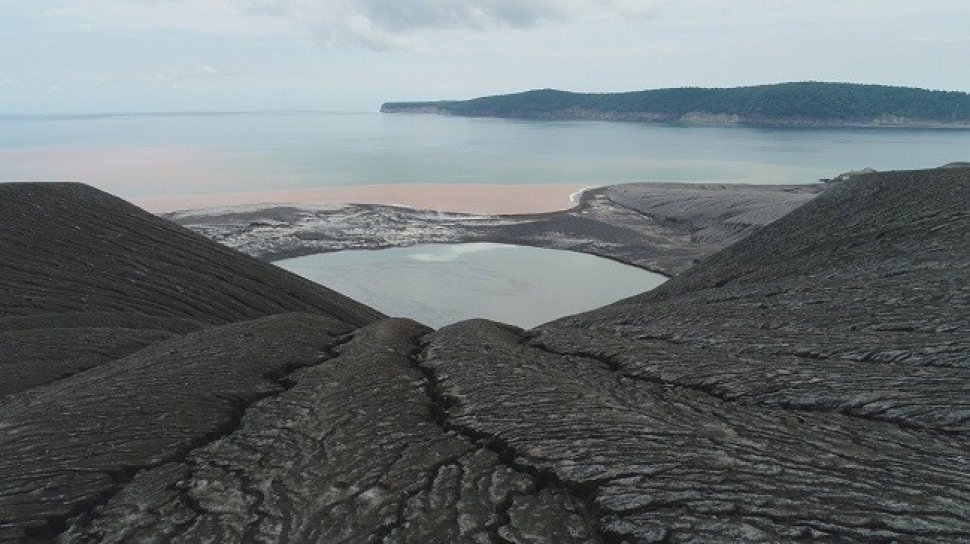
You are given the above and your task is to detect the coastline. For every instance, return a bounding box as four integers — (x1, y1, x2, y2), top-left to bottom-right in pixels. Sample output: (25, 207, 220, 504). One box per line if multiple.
(166, 181, 825, 277)
(381, 107, 970, 130)
(134, 183, 589, 215)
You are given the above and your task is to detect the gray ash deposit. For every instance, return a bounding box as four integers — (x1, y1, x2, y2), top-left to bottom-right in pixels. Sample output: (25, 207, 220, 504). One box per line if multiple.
(166, 182, 823, 276)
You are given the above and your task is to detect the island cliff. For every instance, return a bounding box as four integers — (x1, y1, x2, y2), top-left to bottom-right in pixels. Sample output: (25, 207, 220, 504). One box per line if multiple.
(382, 82, 970, 128)
(1, 167, 968, 542)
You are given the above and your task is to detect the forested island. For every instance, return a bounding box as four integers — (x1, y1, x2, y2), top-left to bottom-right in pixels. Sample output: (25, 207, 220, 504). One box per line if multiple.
(381, 82, 970, 128)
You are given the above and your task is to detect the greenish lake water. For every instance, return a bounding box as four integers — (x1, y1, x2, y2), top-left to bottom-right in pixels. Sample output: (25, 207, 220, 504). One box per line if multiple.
(2, 111, 969, 201)
(275, 243, 667, 329)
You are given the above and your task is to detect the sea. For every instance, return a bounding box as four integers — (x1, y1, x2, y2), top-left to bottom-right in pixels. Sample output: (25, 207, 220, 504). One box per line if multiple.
(5, 111, 967, 326)
(2, 111, 969, 202)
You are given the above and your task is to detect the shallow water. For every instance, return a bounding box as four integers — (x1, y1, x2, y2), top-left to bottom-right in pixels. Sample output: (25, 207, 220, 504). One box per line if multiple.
(2, 111, 969, 203)
(275, 243, 667, 329)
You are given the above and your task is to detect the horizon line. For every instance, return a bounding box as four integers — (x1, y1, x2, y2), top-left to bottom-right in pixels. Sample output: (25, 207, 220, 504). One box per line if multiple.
(0, 108, 383, 119)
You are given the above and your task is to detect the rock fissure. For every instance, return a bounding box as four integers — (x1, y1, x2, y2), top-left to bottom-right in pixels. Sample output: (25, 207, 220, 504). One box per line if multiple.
(407, 337, 536, 543)
(43, 329, 359, 542)
(409, 338, 615, 544)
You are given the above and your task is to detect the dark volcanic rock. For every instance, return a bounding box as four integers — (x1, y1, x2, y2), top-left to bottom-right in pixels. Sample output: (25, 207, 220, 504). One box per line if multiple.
(0, 183, 383, 396)
(0, 326, 176, 396)
(407, 169, 969, 541)
(0, 183, 381, 327)
(1, 170, 968, 542)
(61, 319, 598, 543)
(423, 320, 970, 542)
(429, 168, 970, 540)
(0, 313, 353, 540)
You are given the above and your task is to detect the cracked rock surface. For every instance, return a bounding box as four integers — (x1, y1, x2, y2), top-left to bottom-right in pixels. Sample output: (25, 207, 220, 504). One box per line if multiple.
(1, 168, 968, 542)
(0, 314, 354, 539)
(63, 319, 598, 543)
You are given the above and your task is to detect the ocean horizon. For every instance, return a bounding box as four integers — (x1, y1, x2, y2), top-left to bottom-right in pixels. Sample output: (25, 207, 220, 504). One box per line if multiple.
(2, 110, 969, 211)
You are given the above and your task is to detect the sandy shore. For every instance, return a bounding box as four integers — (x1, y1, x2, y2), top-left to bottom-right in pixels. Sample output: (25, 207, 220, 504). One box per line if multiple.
(134, 183, 590, 215)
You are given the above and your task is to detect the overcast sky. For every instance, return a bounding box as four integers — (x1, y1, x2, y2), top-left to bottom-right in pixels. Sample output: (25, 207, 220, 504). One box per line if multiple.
(1, 0, 968, 113)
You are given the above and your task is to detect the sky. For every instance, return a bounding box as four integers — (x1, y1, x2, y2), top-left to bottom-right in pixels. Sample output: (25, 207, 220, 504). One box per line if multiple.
(1, 0, 969, 114)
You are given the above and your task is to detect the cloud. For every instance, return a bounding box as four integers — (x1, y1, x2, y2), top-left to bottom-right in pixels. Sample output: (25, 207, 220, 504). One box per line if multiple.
(36, 0, 661, 49)
(246, 0, 663, 49)
(39, 0, 290, 37)
(340, 0, 558, 32)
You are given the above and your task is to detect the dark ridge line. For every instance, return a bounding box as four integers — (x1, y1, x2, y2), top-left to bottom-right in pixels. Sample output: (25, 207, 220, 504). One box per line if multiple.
(48, 330, 358, 542)
(410, 335, 615, 544)
(523, 335, 964, 438)
(402, 336, 524, 544)
(358, 331, 485, 543)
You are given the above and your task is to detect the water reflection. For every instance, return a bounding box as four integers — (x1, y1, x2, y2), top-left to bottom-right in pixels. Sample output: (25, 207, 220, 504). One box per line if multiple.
(275, 243, 667, 329)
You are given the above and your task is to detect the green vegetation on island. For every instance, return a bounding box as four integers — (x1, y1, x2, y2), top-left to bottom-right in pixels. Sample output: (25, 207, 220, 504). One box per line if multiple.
(381, 82, 970, 128)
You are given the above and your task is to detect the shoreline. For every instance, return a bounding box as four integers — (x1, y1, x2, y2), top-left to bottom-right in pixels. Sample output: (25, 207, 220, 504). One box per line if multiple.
(134, 183, 590, 215)
(381, 108, 970, 130)
(167, 181, 825, 277)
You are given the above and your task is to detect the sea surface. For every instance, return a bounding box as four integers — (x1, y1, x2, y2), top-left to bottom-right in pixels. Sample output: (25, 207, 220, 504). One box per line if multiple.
(8, 111, 965, 325)
(2, 111, 969, 202)
(275, 243, 667, 329)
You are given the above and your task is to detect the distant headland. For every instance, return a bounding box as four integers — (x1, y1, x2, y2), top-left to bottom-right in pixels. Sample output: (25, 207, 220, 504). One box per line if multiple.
(381, 82, 970, 128)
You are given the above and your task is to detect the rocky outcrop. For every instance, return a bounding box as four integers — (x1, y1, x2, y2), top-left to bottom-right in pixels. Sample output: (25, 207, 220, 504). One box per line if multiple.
(1, 168, 968, 542)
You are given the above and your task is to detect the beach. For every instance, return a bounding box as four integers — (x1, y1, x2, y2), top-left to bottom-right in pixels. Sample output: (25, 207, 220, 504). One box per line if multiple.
(167, 182, 824, 276)
(133, 183, 590, 215)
